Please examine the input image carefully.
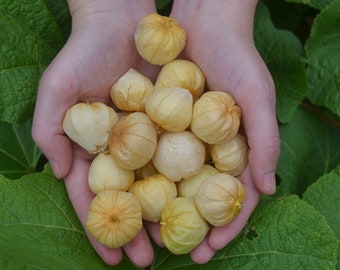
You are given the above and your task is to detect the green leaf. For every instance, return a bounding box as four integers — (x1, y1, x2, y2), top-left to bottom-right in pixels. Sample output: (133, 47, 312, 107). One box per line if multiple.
(254, 3, 307, 124)
(155, 0, 173, 11)
(0, 118, 42, 179)
(277, 106, 340, 195)
(0, 0, 69, 123)
(305, 0, 340, 118)
(151, 195, 338, 269)
(0, 164, 138, 270)
(284, 0, 333, 10)
(303, 164, 340, 268)
(264, 0, 315, 33)
(43, 0, 71, 40)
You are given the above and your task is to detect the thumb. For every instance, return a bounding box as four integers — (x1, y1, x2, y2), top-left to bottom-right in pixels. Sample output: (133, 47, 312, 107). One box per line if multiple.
(32, 67, 74, 179)
(240, 86, 280, 195)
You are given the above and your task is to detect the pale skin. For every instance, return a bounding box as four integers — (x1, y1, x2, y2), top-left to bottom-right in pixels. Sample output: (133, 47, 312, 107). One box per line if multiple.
(32, 0, 280, 267)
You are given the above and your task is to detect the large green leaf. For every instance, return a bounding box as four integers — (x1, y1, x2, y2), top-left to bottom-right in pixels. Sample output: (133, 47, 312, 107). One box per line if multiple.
(277, 106, 340, 195)
(151, 195, 338, 269)
(0, 118, 42, 179)
(0, 164, 137, 270)
(305, 0, 340, 118)
(303, 164, 340, 269)
(0, 0, 69, 123)
(254, 3, 307, 124)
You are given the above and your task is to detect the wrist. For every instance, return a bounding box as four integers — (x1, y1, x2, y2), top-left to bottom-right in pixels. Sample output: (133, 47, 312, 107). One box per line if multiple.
(171, 0, 258, 37)
(67, 0, 156, 29)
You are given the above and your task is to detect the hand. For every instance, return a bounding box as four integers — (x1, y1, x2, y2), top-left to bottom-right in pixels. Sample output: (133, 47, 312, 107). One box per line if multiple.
(166, 0, 281, 263)
(32, 0, 158, 267)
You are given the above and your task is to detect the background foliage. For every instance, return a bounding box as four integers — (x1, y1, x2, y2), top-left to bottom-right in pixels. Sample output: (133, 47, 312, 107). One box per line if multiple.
(0, 0, 339, 269)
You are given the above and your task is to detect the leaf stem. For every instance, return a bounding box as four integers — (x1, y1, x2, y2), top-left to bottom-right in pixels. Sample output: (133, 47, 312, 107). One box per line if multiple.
(300, 102, 340, 128)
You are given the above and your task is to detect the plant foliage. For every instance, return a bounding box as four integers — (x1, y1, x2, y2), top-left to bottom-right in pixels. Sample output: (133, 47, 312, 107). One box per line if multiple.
(0, 0, 339, 269)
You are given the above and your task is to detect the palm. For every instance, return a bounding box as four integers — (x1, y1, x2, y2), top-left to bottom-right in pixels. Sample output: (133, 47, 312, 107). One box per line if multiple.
(44, 20, 155, 104)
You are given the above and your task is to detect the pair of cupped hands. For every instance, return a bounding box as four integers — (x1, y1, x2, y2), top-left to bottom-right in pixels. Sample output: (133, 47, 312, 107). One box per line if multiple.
(32, 1, 280, 267)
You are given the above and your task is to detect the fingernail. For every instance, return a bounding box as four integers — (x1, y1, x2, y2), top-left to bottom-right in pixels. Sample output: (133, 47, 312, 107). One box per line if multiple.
(263, 173, 276, 195)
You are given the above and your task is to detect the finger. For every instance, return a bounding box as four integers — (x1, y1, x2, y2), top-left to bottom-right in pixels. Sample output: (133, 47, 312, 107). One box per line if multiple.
(208, 166, 260, 250)
(64, 147, 124, 266)
(144, 221, 164, 247)
(239, 83, 280, 195)
(190, 237, 216, 264)
(123, 227, 154, 268)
